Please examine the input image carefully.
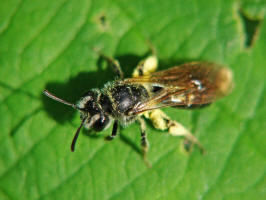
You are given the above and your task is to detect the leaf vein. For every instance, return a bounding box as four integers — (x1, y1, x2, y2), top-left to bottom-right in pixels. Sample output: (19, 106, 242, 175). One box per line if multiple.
(0, 0, 23, 36)
(0, 0, 91, 105)
(108, 148, 177, 200)
(18, 0, 68, 56)
(38, 142, 106, 200)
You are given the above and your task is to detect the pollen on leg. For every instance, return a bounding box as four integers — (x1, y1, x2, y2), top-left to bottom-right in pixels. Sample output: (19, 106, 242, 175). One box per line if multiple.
(133, 55, 158, 77)
(168, 121, 205, 154)
(142, 55, 158, 75)
(145, 109, 205, 154)
(146, 109, 169, 130)
(168, 121, 190, 137)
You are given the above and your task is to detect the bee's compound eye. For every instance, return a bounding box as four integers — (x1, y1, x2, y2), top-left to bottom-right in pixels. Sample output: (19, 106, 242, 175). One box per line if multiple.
(92, 115, 110, 132)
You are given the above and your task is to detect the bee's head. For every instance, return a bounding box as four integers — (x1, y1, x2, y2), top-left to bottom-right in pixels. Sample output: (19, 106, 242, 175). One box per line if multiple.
(43, 89, 110, 152)
(77, 90, 110, 132)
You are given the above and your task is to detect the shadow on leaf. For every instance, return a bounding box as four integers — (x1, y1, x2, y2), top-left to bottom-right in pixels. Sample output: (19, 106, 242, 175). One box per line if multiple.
(41, 53, 149, 124)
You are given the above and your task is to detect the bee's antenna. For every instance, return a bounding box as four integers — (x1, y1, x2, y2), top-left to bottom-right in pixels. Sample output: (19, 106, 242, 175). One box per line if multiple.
(43, 90, 79, 110)
(71, 118, 86, 152)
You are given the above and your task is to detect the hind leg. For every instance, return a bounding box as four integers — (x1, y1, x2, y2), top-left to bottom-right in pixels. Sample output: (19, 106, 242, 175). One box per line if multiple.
(93, 48, 124, 79)
(137, 117, 151, 167)
(144, 109, 205, 154)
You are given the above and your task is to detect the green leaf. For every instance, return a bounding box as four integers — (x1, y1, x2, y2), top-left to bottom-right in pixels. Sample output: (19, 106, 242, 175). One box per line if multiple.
(0, 0, 265, 200)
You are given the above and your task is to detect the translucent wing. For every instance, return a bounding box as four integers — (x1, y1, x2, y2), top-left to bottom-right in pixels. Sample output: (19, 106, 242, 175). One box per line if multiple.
(122, 62, 233, 115)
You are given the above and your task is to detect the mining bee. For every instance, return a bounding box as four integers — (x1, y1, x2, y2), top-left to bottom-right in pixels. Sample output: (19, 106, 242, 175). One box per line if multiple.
(43, 53, 233, 164)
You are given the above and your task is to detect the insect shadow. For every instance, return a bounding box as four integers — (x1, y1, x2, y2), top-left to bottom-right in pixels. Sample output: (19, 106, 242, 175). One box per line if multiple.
(41, 53, 197, 155)
(41, 54, 145, 124)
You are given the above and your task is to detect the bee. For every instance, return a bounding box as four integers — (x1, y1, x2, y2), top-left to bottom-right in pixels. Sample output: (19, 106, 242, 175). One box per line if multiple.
(43, 53, 233, 163)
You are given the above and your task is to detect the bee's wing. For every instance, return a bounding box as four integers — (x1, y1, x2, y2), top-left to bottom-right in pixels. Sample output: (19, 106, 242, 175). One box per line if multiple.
(123, 62, 233, 115)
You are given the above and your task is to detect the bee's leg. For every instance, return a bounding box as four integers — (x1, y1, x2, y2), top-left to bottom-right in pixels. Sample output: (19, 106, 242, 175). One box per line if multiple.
(132, 55, 158, 77)
(105, 121, 118, 141)
(137, 117, 151, 167)
(146, 39, 157, 55)
(93, 48, 124, 79)
(167, 121, 206, 154)
(144, 110, 205, 154)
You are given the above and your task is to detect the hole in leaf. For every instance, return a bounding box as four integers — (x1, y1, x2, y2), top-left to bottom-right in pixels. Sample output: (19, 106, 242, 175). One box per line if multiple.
(96, 13, 109, 30)
(240, 10, 261, 48)
(99, 15, 107, 26)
